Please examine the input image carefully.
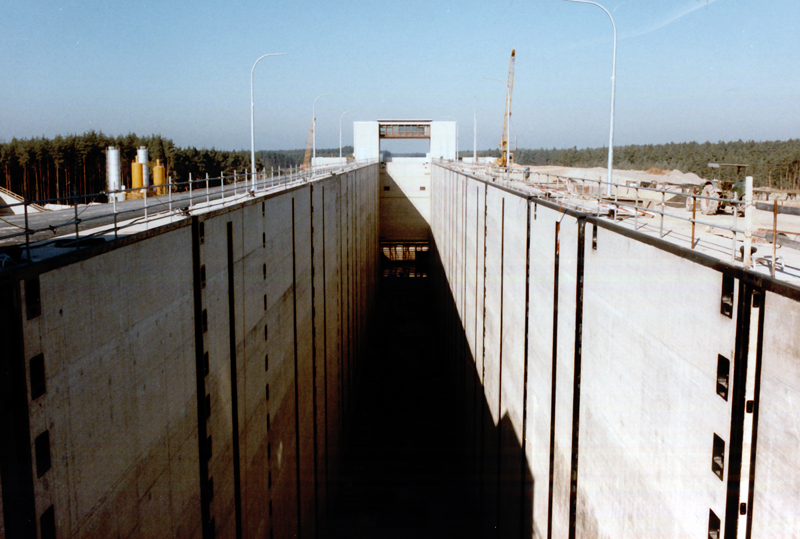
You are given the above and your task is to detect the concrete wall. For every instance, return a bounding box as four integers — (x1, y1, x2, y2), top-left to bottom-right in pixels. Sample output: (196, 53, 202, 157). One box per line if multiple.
(429, 122, 457, 160)
(353, 122, 380, 162)
(379, 159, 431, 242)
(0, 164, 379, 539)
(430, 163, 800, 538)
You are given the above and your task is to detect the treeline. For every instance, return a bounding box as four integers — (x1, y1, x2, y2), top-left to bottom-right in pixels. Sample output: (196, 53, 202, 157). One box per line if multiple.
(507, 139, 800, 189)
(0, 131, 356, 202)
(5, 131, 799, 202)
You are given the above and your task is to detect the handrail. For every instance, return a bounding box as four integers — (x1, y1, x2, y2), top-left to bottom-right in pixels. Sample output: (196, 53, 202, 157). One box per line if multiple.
(0, 159, 377, 259)
(434, 159, 790, 272)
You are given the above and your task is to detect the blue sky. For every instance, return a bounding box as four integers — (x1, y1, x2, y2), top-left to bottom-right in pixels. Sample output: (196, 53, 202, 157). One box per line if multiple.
(2, 0, 798, 152)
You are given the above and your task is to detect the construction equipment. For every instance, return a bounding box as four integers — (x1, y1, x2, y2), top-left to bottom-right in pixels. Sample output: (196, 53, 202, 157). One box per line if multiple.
(685, 163, 747, 215)
(496, 49, 515, 168)
(302, 118, 314, 170)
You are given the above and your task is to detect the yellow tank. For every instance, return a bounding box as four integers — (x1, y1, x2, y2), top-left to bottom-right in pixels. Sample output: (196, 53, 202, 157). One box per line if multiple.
(132, 157, 143, 189)
(153, 159, 166, 195)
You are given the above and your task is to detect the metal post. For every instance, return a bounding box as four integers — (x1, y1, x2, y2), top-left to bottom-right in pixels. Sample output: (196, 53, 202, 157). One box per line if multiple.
(206, 173, 210, 206)
(340, 110, 351, 160)
(744, 176, 753, 268)
(634, 186, 639, 230)
(660, 190, 665, 238)
(144, 186, 148, 226)
(24, 201, 30, 260)
(562, 0, 616, 198)
(251, 53, 286, 189)
(313, 94, 332, 167)
(473, 107, 477, 163)
(772, 199, 778, 277)
(189, 173, 193, 208)
(222, 171, 226, 202)
(732, 200, 738, 262)
(168, 176, 173, 213)
(691, 187, 697, 249)
(74, 188, 79, 240)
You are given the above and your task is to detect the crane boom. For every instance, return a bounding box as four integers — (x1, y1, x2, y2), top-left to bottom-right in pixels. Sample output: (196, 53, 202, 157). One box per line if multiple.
(302, 118, 314, 169)
(497, 49, 515, 168)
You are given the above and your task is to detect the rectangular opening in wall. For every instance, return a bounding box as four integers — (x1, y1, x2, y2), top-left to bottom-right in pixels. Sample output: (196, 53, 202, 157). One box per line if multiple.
(200, 265, 206, 289)
(379, 137, 431, 159)
(40, 505, 55, 539)
(30, 353, 46, 400)
(712, 433, 725, 480)
(206, 517, 216, 539)
(380, 242, 430, 278)
(35, 430, 51, 478)
(199, 222, 205, 245)
(708, 509, 720, 539)
(720, 274, 734, 318)
(25, 277, 41, 319)
(716, 355, 730, 400)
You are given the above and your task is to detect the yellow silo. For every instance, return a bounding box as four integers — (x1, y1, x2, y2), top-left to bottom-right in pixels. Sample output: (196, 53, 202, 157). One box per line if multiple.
(132, 157, 143, 190)
(153, 159, 166, 195)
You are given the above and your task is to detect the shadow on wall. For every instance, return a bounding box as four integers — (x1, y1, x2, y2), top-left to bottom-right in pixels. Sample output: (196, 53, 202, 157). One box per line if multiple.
(429, 241, 538, 539)
(379, 162, 430, 243)
(329, 244, 535, 538)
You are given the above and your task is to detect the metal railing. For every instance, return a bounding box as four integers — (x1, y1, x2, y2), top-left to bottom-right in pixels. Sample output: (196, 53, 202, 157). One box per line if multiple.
(438, 159, 791, 275)
(0, 159, 376, 262)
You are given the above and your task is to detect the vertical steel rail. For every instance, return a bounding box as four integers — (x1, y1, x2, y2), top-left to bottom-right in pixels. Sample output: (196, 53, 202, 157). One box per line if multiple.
(206, 173, 210, 206)
(74, 189, 79, 240)
(691, 187, 697, 249)
(24, 201, 30, 260)
(732, 201, 738, 262)
(772, 200, 778, 277)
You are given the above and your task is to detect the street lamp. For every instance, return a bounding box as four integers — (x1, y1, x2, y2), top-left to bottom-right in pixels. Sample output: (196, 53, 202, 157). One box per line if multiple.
(250, 53, 285, 190)
(339, 110, 351, 161)
(562, 0, 617, 197)
(312, 93, 332, 168)
(444, 116, 459, 161)
(472, 107, 477, 163)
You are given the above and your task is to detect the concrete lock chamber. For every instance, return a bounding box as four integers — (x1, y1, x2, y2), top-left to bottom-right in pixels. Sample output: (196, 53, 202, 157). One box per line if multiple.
(2, 158, 800, 539)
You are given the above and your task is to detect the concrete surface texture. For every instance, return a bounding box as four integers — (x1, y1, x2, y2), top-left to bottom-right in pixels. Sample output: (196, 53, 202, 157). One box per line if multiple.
(4, 154, 800, 539)
(379, 159, 431, 242)
(0, 164, 378, 539)
(430, 162, 800, 538)
(353, 120, 456, 162)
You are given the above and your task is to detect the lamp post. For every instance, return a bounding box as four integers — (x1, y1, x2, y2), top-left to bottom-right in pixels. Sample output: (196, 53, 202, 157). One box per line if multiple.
(312, 93, 332, 169)
(473, 107, 477, 163)
(562, 0, 616, 197)
(250, 53, 285, 190)
(339, 110, 351, 161)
